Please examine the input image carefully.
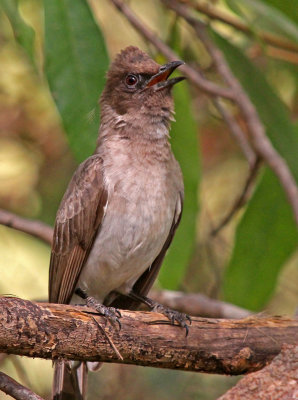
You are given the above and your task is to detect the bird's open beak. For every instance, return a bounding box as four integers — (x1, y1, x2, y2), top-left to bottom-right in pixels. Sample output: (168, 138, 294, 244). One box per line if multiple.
(146, 60, 185, 90)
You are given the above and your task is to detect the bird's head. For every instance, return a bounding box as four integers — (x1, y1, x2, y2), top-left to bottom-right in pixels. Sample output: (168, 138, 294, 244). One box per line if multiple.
(100, 46, 185, 127)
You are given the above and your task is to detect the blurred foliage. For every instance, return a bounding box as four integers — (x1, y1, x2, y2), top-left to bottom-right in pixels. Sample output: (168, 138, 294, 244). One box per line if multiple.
(44, 0, 109, 162)
(0, 0, 297, 399)
(213, 31, 298, 309)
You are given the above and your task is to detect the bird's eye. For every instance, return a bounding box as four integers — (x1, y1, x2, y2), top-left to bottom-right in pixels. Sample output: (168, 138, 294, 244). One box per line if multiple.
(125, 74, 138, 87)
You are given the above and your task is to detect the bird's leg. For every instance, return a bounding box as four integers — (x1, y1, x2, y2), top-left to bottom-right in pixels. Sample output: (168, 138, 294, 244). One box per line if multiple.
(75, 288, 121, 329)
(128, 291, 191, 336)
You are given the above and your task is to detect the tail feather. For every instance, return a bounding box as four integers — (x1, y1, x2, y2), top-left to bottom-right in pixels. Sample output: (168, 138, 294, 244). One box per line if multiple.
(52, 361, 88, 400)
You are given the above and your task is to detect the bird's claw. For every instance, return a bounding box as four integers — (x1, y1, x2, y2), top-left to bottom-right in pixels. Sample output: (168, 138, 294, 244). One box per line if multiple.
(152, 304, 191, 336)
(81, 293, 122, 330)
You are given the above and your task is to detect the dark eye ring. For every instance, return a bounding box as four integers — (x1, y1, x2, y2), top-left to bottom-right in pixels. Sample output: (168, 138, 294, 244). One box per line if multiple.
(125, 74, 138, 87)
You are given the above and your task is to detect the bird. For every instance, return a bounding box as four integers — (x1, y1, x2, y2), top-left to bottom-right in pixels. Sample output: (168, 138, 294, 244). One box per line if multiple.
(49, 46, 188, 400)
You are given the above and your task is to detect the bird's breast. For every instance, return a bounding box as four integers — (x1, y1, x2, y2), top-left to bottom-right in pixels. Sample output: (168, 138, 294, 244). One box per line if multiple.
(77, 140, 182, 301)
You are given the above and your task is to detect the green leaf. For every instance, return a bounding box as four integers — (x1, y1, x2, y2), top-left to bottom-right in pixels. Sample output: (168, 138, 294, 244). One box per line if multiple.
(224, 168, 297, 310)
(0, 0, 35, 65)
(44, 0, 109, 162)
(213, 32, 298, 310)
(159, 82, 200, 289)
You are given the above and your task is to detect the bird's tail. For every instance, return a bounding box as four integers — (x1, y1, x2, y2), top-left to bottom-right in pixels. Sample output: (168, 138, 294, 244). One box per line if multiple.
(52, 360, 88, 400)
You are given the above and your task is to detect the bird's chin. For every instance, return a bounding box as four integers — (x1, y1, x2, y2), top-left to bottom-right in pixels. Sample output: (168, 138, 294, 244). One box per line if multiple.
(152, 76, 186, 92)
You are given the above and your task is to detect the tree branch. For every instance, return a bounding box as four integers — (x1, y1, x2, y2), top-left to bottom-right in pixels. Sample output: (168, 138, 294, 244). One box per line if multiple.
(150, 290, 252, 319)
(0, 209, 52, 245)
(0, 297, 297, 375)
(211, 157, 262, 236)
(213, 98, 257, 169)
(218, 344, 298, 400)
(109, 0, 235, 100)
(162, 0, 298, 225)
(0, 372, 44, 400)
(109, 0, 298, 225)
(179, 0, 298, 54)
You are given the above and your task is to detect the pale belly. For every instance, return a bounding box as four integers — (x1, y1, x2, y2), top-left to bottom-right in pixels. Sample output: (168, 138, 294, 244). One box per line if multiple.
(75, 187, 177, 303)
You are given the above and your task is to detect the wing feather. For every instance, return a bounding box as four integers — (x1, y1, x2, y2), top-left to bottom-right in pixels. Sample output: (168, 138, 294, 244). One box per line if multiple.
(49, 155, 108, 304)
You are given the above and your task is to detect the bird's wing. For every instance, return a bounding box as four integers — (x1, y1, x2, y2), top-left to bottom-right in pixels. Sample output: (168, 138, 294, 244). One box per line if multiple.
(49, 155, 108, 304)
(110, 191, 183, 310)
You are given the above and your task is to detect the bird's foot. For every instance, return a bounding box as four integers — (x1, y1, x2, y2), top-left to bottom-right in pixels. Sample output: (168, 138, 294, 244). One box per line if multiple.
(151, 302, 191, 335)
(75, 288, 121, 329)
(129, 292, 191, 336)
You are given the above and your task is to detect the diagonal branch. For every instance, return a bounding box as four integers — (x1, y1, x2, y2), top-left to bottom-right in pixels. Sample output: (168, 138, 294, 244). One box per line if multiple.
(0, 296, 297, 375)
(0, 372, 44, 400)
(109, 0, 234, 100)
(179, 0, 298, 54)
(0, 209, 52, 245)
(213, 98, 257, 168)
(211, 157, 262, 235)
(162, 0, 298, 225)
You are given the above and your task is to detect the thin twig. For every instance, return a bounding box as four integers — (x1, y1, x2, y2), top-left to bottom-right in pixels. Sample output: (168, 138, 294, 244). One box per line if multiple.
(213, 98, 257, 168)
(179, 0, 298, 54)
(211, 157, 262, 236)
(0, 209, 52, 245)
(109, 0, 234, 100)
(0, 372, 44, 400)
(162, 0, 298, 225)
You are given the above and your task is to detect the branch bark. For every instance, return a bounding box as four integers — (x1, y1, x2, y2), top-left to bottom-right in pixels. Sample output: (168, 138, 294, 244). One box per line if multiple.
(218, 344, 298, 400)
(0, 297, 297, 375)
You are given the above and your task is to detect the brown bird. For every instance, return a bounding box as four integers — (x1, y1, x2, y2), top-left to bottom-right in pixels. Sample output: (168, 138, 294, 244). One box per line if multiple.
(49, 46, 188, 399)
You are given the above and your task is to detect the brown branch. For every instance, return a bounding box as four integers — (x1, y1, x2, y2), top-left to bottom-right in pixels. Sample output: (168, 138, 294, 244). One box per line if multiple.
(218, 344, 298, 400)
(1, 297, 297, 375)
(109, 0, 235, 100)
(211, 157, 262, 236)
(162, 0, 298, 225)
(0, 209, 52, 245)
(180, 0, 298, 54)
(0, 372, 44, 400)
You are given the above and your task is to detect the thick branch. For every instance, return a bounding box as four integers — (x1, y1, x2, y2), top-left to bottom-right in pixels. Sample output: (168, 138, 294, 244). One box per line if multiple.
(0, 297, 297, 375)
(219, 344, 298, 400)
